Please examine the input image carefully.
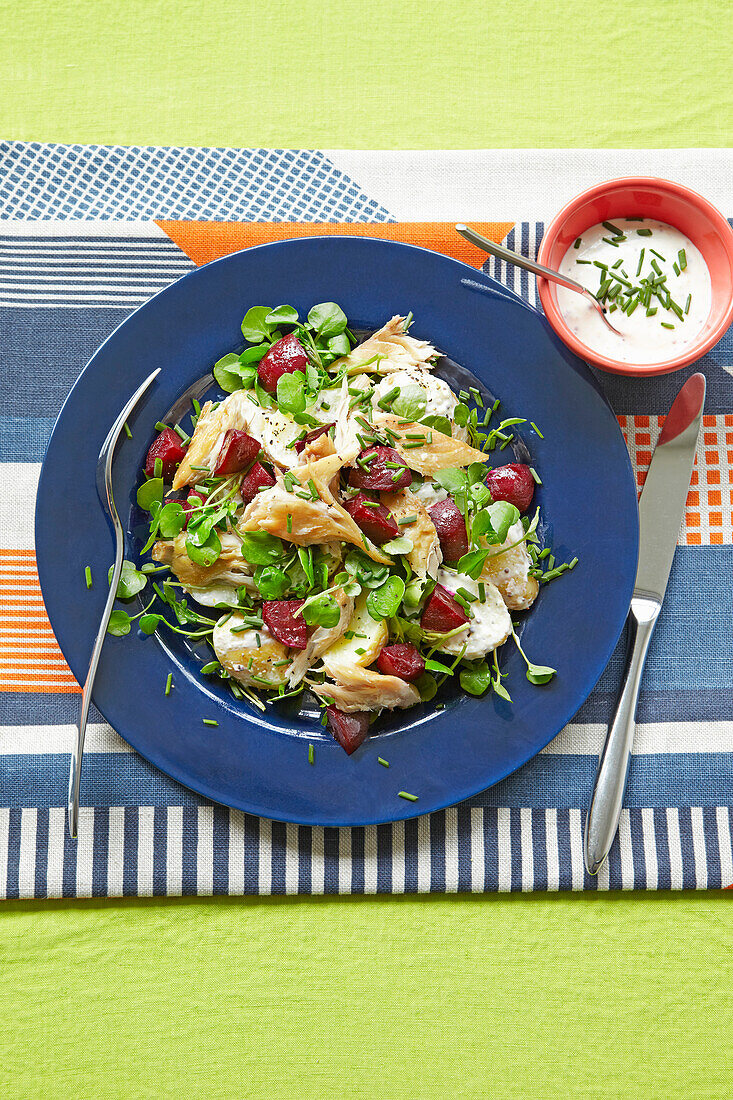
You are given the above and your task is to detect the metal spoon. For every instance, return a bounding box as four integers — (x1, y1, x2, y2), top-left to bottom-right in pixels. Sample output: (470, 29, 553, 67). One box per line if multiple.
(68, 368, 161, 838)
(455, 223, 623, 336)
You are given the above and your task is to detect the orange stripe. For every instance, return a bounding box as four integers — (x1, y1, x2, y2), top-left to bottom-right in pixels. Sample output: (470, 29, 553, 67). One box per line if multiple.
(156, 220, 514, 270)
(0, 600, 47, 607)
(0, 549, 36, 559)
(0, 670, 77, 682)
(0, 683, 80, 694)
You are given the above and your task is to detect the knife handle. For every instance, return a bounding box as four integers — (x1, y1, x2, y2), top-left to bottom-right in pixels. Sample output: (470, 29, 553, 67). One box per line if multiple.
(584, 595, 661, 875)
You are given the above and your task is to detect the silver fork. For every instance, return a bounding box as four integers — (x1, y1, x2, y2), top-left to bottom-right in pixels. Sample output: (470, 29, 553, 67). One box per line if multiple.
(68, 368, 161, 838)
(455, 223, 623, 336)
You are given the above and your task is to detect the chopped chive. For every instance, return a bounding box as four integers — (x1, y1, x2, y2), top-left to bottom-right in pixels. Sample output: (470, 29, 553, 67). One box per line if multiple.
(646, 307, 658, 317)
(678, 249, 687, 271)
(499, 434, 514, 450)
(609, 303, 618, 313)
(626, 298, 639, 317)
(530, 422, 544, 438)
(173, 424, 190, 443)
(685, 294, 691, 315)
(202, 718, 218, 727)
(286, 513, 292, 534)
(673, 262, 680, 277)
(611, 258, 623, 270)
(602, 221, 624, 236)
(402, 441, 424, 449)
(650, 249, 666, 262)
(650, 259, 662, 276)
(308, 744, 314, 765)
(529, 467, 542, 485)
(405, 432, 426, 441)
(573, 237, 582, 249)
(378, 757, 390, 768)
(601, 237, 620, 248)
(661, 322, 675, 329)
(192, 398, 201, 416)
(165, 673, 173, 696)
(84, 565, 92, 589)
(123, 421, 132, 439)
(636, 249, 645, 276)
(154, 421, 168, 432)
(377, 386, 400, 411)
(398, 514, 417, 525)
(154, 457, 163, 478)
(575, 258, 592, 265)
(398, 791, 419, 802)
(478, 582, 486, 602)
(636, 228, 653, 237)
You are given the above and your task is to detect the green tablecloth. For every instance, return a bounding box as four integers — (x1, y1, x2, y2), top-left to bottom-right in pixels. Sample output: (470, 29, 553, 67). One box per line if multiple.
(2, 2, 731, 1096)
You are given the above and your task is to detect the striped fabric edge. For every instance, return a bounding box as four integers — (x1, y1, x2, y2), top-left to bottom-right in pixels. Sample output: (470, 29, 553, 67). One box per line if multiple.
(1, 805, 729, 898)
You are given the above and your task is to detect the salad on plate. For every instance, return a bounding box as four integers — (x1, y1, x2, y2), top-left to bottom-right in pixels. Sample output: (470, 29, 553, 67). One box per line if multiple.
(115, 303, 576, 755)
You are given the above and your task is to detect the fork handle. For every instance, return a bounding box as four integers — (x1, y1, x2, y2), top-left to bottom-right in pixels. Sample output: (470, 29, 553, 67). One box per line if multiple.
(455, 223, 589, 296)
(583, 596, 661, 874)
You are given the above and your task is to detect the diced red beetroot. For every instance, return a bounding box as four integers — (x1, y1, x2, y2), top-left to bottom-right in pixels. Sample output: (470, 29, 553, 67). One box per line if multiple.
(326, 707, 371, 755)
(239, 461, 276, 505)
(262, 599, 308, 650)
(343, 492, 399, 545)
(485, 463, 535, 514)
(294, 422, 335, 455)
(376, 643, 425, 683)
(257, 333, 309, 393)
(429, 498, 469, 562)
(348, 446, 412, 491)
(144, 428, 187, 482)
(213, 429, 261, 476)
(420, 584, 469, 633)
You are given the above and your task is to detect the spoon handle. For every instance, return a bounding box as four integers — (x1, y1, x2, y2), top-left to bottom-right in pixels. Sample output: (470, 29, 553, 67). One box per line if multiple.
(455, 223, 588, 296)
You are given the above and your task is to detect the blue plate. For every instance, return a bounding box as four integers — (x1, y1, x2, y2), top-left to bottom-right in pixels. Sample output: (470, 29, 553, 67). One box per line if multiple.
(35, 237, 638, 826)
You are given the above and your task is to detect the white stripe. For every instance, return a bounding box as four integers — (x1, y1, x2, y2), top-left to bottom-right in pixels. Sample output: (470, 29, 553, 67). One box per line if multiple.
(258, 815, 271, 893)
(310, 827, 325, 894)
(18, 809, 37, 898)
(166, 806, 183, 895)
(46, 807, 65, 898)
(470, 807, 484, 891)
(391, 819, 405, 892)
(444, 806, 458, 892)
(0, 259, 190, 270)
(0, 245, 185, 257)
(196, 805, 214, 896)
(618, 811, 634, 890)
(285, 823, 299, 894)
(641, 808, 658, 889)
(137, 807, 155, 897)
(338, 827, 351, 894)
(543, 721, 733, 755)
(690, 807, 708, 890)
(716, 808, 733, 887)
(0, 301, 151, 310)
(227, 810, 245, 894)
(0, 275, 175, 287)
(0, 724, 130, 754)
(545, 808, 559, 891)
(363, 825, 378, 894)
(1, 464, 38, 547)
(75, 807, 94, 897)
(0, 289, 165, 301)
(569, 808, 584, 890)
(0, 809, 8, 898)
(0, 221, 173, 239)
(497, 807, 511, 891)
(666, 808, 684, 889)
(520, 807, 534, 891)
(107, 807, 125, 897)
(417, 815, 431, 893)
(595, 854, 611, 891)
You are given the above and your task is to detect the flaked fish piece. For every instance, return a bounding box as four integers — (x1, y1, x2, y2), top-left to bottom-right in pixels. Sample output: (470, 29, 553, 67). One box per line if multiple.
(334, 373, 370, 463)
(372, 414, 488, 475)
(212, 616, 290, 690)
(330, 316, 437, 377)
(173, 390, 301, 489)
(152, 530, 255, 589)
(287, 588, 354, 688)
(238, 453, 391, 565)
(381, 487, 442, 579)
(308, 664, 420, 713)
(480, 520, 539, 611)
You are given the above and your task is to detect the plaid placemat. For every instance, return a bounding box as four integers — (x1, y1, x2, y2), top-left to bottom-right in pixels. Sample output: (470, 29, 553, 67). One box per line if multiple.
(1, 142, 731, 896)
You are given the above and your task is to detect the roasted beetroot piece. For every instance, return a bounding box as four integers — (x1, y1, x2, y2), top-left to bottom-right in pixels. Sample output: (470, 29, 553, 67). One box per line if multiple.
(144, 428, 187, 482)
(343, 492, 399, 545)
(262, 599, 308, 650)
(213, 429, 261, 476)
(420, 584, 469, 633)
(485, 463, 535, 514)
(257, 333, 309, 393)
(376, 643, 426, 683)
(428, 498, 469, 562)
(326, 706, 371, 755)
(239, 461, 276, 505)
(348, 445, 412, 492)
(294, 422, 335, 455)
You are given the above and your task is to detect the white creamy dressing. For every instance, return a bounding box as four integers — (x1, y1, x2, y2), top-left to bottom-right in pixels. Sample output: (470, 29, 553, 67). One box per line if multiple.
(557, 218, 711, 365)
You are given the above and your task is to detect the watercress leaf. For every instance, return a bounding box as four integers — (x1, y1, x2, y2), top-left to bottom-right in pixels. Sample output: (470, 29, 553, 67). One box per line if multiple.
(187, 512, 215, 546)
(107, 610, 132, 636)
(297, 546, 315, 587)
(433, 467, 468, 494)
(487, 500, 520, 543)
(255, 378, 276, 409)
(421, 414, 452, 437)
(302, 593, 340, 629)
(213, 352, 244, 393)
(469, 482, 491, 509)
(344, 550, 390, 590)
(492, 677, 513, 702)
(382, 535, 413, 556)
(415, 672, 438, 702)
(265, 305, 299, 326)
(424, 658, 453, 675)
(240, 532, 286, 566)
(391, 384, 427, 422)
(460, 661, 492, 695)
(366, 576, 405, 621)
(157, 501, 186, 538)
(467, 462, 488, 485)
(342, 580, 362, 598)
(526, 663, 556, 685)
(403, 577, 429, 612)
(185, 528, 221, 568)
(453, 402, 470, 427)
(139, 614, 162, 635)
(327, 333, 350, 356)
(456, 549, 489, 580)
(285, 556, 311, 597)
(307, 302, 348, 338)
(254, 565, 290, 600)
(239, 343, 269, 364)
(136, 477, 164, 512)
(109, 560, 147, 599)
(237, 366, 257, 390)
(276, 370, 306, 415)
(471, 509, 493, 539)
(305, 363, 320, 392)
(241, 305, 274, 343)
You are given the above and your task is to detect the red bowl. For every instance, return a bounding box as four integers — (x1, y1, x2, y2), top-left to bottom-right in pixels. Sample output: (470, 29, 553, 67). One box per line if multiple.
(537, 177, 733, 376)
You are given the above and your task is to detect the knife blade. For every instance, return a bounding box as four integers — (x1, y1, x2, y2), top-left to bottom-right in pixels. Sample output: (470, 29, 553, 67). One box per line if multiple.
(584, 373, 706, 875)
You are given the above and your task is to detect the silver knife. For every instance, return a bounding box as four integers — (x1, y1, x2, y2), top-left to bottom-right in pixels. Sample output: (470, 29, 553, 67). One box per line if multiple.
(584, 373, 706, 875)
